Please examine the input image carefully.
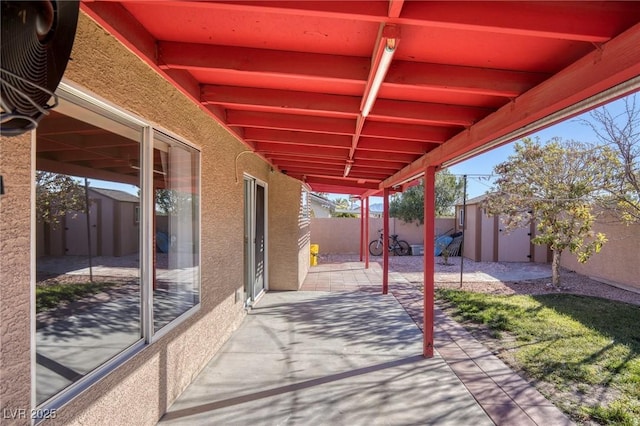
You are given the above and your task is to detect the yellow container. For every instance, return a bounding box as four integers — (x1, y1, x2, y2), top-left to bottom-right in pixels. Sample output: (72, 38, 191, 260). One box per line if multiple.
(310, 244, 319, 266)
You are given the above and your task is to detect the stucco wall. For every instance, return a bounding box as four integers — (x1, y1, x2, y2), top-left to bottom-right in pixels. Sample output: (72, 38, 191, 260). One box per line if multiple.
(560, 217, 639, 292)
(0, 12, 308, 426)
(310, 217, 456, 254)
(0, 132, 32, 425)
(268, 172, 308, 290)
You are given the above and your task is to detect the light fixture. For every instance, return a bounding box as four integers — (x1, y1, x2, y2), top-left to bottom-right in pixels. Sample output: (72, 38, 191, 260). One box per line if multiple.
(361, 40, 396, 118)
(343, 159, 354, 177)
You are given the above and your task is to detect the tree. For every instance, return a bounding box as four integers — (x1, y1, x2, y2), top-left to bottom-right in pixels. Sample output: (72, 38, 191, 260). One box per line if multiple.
(484, 137, 620, 286)
(389, 168, 464, 224)
(156, 188, 193, 215)
(581, 94, 640, 223)
(36, 171, 86, 227)
(331, 197, 357, 218)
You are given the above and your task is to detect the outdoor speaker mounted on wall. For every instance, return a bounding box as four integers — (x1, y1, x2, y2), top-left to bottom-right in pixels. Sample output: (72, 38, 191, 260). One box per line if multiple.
(0, 1, 79, 137)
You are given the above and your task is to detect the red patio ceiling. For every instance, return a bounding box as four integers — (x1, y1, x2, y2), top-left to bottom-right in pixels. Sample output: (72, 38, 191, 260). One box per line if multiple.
(81, 1, 640, 196)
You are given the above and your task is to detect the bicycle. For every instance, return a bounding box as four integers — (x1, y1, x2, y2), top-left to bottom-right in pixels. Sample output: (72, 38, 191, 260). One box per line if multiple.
(369, 229, 411, 256)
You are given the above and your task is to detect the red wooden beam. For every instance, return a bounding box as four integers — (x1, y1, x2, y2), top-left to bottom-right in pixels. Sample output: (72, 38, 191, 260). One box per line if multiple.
(302, 176, 380, 190)
(354, 150, 418, 163)
(364, 197, 370, 268)
(244, 128, 352, 149)
(362, 121, 453, 143)
(152, 1, 389, 23)
(423, 165, 436, 358)
(383, 21, 640, 189)
(382, 186, 390, 294)
(159, 41, 369, 82)
(202, 85, 361, 117)
(227, 111, 355, 135)
(255, 143, 348, 159)
(357, 137, 433, 155)
(388, 0, 404, 19)
(386, 61, 548, 98)
(371, 99, 490, 127)
(399, 1, 637, 42)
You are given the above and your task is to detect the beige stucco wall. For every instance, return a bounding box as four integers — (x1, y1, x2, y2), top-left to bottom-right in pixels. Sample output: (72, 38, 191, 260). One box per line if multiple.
(268, 172, 309, 290)
(0, 132, 33, 424)
(310, 217, 455, 254)
(479, 212, 496, 262)
(460, 206, 480, 261)
(0, 12, 309, 425)
(560, 217, 639, 292)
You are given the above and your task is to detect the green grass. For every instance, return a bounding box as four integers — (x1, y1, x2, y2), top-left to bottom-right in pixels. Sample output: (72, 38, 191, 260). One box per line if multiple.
(36, 281, 114, 313)
(436, 289, 640, 425)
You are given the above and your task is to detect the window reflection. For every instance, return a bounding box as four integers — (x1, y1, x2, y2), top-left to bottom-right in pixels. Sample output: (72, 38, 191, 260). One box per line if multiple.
(153, 135, 200, 331)
(35, 110, 142, 404)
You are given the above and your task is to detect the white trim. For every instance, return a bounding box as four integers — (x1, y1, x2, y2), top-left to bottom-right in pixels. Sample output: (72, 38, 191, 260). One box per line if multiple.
(141, 126, 154, 342)
(242, 174, 269, 303)
(31, 81, 203, 413)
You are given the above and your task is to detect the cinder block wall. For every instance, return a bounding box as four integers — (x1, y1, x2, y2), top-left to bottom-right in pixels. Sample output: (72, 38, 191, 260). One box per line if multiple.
(310, 217, 456, 254)
(560, 217, 640, 292)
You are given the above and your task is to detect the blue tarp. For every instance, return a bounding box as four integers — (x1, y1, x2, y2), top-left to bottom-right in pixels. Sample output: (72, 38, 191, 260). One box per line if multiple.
(434, 235, 453, 256)
(156, 231, 169, 253)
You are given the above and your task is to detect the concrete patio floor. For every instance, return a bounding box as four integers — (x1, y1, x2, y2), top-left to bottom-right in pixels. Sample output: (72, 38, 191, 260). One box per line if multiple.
(160, 259, 573, 426)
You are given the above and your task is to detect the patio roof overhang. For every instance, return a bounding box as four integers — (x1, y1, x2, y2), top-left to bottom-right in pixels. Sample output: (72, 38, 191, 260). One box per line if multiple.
(80, 1, 640, 196)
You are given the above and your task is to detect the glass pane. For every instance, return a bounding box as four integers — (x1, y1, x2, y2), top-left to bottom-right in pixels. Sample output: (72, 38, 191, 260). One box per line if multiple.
(35, 110, 142, 404)
(153, 137, 200, 331)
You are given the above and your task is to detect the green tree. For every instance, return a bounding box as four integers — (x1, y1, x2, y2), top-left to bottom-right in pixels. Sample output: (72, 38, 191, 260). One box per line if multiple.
(156, 188, 193, 215)
(36, 171, 86, 227)
(389, 168, 464, 224)
(581, 94, 640, 223)
(484, 138, 620, 286)
(331, 197, 357, 218)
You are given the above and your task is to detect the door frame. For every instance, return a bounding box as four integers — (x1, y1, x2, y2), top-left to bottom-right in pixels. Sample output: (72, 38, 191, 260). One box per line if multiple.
(243, 174, 268, 306)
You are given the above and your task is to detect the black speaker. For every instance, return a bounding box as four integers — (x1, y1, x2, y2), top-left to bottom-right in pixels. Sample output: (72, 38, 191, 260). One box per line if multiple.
(1, 1, 79, 136)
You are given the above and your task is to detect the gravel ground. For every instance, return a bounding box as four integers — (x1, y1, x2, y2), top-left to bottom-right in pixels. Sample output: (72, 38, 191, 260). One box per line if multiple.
(319, 253, 640, 306)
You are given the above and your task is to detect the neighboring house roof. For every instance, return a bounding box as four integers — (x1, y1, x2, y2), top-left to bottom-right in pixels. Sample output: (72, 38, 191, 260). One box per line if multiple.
(309, 193, 337, 209)
(456, 194, 489, 206)
(90, 187, 139, 203)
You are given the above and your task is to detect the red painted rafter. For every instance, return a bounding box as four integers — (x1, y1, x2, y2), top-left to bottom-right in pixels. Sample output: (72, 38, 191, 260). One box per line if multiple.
(159, 1, 634, 42)
(357, 137, 434, 155)
(383, 21, 640, 189)
(399, 1, 637, 42)
(227, 111, 355, 135)
(244, 128, 352, 149)
(202, 85, 360, 118)
(158, 41, 369, 82)
(298, 175, 380, 189)
(385, 61, 548, 98)
(371, 99, 490, 127)
(388, 0, 404, 18)
(362, 121, 453, 143)
(268, 155, 407, 171)
(254, 143, 348, 159)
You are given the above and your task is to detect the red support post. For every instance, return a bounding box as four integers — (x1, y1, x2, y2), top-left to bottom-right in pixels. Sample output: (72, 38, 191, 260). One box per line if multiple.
(360, 198, 364, 262)
(423, 166, 436, 358)
(365, 197, 370, 269)
(383, 186, 390, 295)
